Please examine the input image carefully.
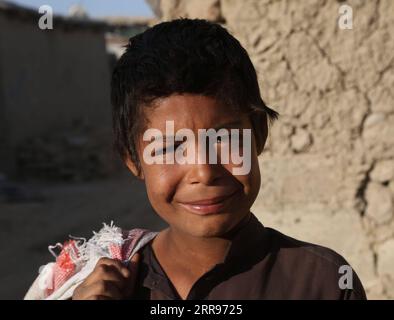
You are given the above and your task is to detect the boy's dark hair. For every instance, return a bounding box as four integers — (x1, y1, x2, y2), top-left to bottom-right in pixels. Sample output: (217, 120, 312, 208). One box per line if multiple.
(111, 18, 278, 173)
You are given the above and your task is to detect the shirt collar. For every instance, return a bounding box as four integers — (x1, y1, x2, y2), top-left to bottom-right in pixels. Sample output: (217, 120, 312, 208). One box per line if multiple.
(141, 212, 269, 297)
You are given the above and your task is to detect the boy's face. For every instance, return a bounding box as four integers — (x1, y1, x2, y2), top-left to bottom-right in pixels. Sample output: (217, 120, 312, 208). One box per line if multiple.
(128, 94, 264, 238)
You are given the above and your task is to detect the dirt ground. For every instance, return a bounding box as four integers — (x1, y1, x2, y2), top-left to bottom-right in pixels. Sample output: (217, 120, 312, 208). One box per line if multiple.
(0, 174, 167, 299)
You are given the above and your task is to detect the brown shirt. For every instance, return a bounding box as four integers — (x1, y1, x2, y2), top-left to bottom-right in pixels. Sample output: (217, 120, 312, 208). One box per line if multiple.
(134, 214, 367, 300)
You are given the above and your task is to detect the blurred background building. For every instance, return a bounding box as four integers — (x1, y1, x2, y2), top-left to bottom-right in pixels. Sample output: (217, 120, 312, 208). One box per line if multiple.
(0, 0, 393, 299)
(0, 1, 153, 180)
(0, 0, 163, 299)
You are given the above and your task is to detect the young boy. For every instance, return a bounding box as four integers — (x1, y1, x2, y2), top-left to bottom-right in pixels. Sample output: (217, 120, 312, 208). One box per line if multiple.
(26, 18, 366, 300)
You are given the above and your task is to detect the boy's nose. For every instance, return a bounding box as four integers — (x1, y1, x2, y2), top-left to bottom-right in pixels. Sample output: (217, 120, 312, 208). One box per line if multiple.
(186, 163, 223, 185)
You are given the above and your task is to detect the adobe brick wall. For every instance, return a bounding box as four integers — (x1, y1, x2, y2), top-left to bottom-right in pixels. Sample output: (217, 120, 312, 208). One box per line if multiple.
(150, 0, 394, 299)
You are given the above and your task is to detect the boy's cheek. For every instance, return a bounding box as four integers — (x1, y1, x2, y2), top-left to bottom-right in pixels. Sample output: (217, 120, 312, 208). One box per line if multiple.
(143, 165, 179, 201)
(234, 154, 261, 202)
(141, 150, 260, 205)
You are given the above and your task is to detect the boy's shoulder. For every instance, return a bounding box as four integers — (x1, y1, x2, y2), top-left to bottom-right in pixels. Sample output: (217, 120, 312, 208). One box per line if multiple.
(247, 215, 352, 270)
(261, 226, 367, 299)
(265, 226, 349, 268)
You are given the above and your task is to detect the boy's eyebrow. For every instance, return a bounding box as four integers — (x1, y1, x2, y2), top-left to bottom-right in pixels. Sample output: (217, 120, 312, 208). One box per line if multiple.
(147, 121, 245, 141)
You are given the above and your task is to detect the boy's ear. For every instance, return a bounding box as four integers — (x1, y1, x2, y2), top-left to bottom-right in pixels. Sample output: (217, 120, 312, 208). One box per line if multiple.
(124, 157, 144, 180)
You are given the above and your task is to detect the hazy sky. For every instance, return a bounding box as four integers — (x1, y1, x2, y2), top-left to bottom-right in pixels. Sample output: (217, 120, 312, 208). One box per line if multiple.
(9, 0, 154, 17)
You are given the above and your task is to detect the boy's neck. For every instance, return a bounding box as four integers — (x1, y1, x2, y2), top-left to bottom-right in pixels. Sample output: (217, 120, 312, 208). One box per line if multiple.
(153, 212, 252, 272)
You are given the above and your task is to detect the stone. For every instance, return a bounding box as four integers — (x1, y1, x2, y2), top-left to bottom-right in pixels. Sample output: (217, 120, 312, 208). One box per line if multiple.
(370, 160, 394, 183)
(365, 183, 393, 224)
(368, 71, 394, 114)
(184, 0, 221, 21)
(377, 239, 394, 278)
(363, 113, 386, 129)
(290, 128, 312, 153)
(390, 181, 394, 195)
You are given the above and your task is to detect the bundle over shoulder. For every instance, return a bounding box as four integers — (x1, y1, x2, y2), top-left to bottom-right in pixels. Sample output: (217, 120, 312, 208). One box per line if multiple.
(24, 223, 158, 300)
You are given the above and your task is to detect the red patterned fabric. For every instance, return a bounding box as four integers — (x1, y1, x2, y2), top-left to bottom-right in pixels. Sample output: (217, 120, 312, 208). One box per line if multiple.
(108, 243, 122, 260)
(47, 240, 79, 296)
(42, 227, 152, 298)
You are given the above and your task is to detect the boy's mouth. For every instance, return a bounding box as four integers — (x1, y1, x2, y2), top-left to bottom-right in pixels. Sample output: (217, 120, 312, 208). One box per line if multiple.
(177, 190, 239, 215)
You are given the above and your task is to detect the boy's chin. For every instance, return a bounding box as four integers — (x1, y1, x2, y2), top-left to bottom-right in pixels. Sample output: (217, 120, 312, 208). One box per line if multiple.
(179, 213, 247, 238)
(186, 226, 228, 238)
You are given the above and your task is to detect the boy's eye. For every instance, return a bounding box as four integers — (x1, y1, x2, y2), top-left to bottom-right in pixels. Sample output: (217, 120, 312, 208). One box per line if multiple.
(154, 142, 183, 156)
